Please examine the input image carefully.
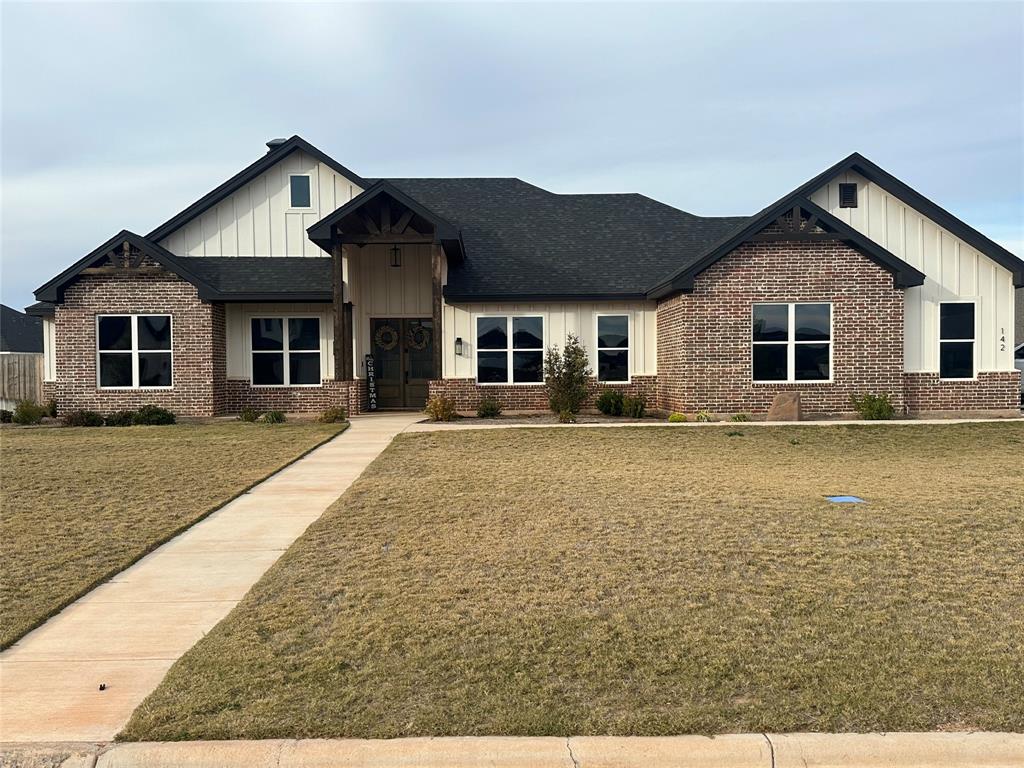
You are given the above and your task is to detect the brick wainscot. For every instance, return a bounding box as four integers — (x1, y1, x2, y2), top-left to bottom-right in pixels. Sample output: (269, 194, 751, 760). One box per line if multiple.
(429, 376, 658, 414)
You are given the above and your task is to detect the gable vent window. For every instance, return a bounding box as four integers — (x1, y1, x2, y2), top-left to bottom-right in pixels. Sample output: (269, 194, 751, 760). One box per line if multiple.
(289, 175, 311, 208)
(839, 183, 858, 208)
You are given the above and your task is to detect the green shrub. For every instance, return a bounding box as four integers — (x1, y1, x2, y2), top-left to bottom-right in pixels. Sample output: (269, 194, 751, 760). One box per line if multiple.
(317, 406, 348, 423)
(44, 399, 58, 418)
(476, 397, 502, 419)
(131, 404, 176, 425)
(668, 412, 687, 423)
(622, 395, 646, 418)
(0, 409, 13, 424)
(726, 430, 744, 437)
(238, 407, 260, 423)
(62, 409, 104, 427)
(731, 413, 751, 422)
(851, 393, 896, 420)
(557, 409, 576, 424)
(424, 395, 457, 422)
(695, 409, 715, 423)
(595, 389, 624, 416)
(104, 410, 136, 427)
(12, 400, 46, 425)
(259, 410, 286, 424)
(544, 334, 591, 417)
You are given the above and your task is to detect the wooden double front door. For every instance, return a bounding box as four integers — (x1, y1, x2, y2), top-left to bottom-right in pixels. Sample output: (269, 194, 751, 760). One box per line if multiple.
(369, 318, 435, 409)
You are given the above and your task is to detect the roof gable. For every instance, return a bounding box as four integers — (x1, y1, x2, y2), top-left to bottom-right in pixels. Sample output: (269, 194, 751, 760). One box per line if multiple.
(146, 136, 367, 245)
(793, 153, 1023, 287)
(34, 231, 218, 303)
(647, 196, 927, 299)
(307, 180, 464, 262)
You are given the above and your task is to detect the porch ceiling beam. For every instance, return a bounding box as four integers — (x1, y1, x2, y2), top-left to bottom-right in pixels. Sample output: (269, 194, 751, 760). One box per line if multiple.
(380, 200, 392, 234)
(333, 233, 433, 244)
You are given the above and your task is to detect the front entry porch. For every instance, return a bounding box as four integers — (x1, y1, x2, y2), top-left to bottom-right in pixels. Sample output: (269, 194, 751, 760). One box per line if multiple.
(369, 317, 435, 408)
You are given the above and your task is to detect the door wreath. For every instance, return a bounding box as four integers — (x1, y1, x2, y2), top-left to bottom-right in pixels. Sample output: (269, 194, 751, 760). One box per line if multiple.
(405, 324, 431, 351)
(374, 324, 399, 351)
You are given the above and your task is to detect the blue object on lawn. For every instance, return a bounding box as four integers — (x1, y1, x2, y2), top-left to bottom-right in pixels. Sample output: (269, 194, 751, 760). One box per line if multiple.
(826, 495, 866, 503)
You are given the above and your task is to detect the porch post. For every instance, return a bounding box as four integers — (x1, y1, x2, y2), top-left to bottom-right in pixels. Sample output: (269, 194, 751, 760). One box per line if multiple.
(431, 243, 443, 380)
(333, 243, 353, 381)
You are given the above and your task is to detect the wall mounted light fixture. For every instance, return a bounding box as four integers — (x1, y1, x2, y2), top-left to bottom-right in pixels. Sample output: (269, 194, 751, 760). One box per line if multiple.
(390, 244, 402, 268)
(454, 337, 464, 356)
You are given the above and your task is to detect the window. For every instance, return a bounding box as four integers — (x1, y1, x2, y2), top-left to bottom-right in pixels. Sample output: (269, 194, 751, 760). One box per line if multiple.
(839, 183, 858, 208)
(752, 303, 831, 382)
(597, 315, 629, 382)
(939, 302, 975, 379)
(476, 316, 543, 384)
(289, 175, 311, 208)
(97, 314, 172, 388)
(251, 317, 321, 386)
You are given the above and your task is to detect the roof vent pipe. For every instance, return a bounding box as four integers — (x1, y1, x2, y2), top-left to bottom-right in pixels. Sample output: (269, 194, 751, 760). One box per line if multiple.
(266, 138, 288, 151)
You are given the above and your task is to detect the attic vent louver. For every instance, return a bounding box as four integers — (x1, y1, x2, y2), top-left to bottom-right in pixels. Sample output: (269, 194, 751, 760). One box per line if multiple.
(839, 183, 858, 208)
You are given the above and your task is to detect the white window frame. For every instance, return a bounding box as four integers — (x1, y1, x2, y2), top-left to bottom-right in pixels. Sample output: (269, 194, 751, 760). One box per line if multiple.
(288, 174, 313, 210)
(249, 315, 323, 388)
(751, 302, 833, 384)
(595, 313, 631, 384)
(96, 314, 173, 390)
(474, 314, 545, 386)
(937, 300, 977, 381)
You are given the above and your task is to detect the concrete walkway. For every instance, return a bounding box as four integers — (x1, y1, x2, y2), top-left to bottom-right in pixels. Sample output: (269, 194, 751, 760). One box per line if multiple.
(3, 733, 1022, 767)
(0, 413, 421, 743)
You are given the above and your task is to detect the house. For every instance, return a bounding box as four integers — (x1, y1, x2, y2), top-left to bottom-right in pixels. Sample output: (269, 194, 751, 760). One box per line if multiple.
(1, 304, 44, 409)
(28, 136, 1024, 418)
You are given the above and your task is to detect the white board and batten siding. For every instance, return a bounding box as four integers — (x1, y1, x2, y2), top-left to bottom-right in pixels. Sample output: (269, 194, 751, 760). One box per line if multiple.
(224, 303, 334, 380)
(158, 150, 363, 258)
(811, 172, 1016, 374)
(442, 300, 658, 380)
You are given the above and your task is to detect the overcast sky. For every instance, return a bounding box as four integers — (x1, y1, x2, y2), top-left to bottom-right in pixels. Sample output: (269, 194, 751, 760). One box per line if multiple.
(2, 1, 1021, 309)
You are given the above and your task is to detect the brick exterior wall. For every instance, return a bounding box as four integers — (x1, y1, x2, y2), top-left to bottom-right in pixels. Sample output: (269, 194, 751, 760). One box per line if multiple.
(428, 376, 658, 414)
(223, 378, 365, 415)
(656, 239, 907, 417)
(905, 371, 1021, 414)
(51, 264, 221, 416)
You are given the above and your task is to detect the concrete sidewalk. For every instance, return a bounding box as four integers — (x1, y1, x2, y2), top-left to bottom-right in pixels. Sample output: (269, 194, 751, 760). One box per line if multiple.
(0, 413, 421, 743)
(2, 733, 1022, 767)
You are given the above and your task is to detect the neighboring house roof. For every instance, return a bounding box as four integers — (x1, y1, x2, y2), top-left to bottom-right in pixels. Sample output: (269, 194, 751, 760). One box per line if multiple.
(380, 178, 747, 301)
(145, 135, 367, 244)
(647, 196, 927, 299)
(0, 304, 43, 353)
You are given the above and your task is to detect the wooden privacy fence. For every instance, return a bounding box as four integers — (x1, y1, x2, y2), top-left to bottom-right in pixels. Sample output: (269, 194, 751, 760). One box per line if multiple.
(0, 353, 44, 407)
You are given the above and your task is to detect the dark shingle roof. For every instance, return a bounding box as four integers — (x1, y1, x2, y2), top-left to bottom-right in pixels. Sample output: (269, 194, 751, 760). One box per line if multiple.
(379, 178, 746, 299)
(1, 304, 43, 353)
(170, 257, 332, 300)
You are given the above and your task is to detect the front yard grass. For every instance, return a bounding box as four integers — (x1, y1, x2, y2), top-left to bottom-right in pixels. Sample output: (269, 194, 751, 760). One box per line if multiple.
(122, 423, 1024, 738)
(0, 422, 345, 649)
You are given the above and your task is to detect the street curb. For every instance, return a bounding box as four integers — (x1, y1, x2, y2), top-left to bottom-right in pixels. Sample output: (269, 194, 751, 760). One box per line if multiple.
(2, 733, 1021, 768)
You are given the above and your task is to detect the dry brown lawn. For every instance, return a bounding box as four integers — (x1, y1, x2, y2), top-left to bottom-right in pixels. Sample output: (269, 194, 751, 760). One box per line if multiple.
(121, 423, 1024, 739)
(0, 422, 345, 648)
